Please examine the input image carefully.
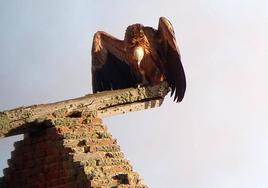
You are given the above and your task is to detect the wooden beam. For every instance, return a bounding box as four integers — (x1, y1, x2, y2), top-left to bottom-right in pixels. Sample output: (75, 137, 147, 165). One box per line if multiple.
(0, 82, 169, 138)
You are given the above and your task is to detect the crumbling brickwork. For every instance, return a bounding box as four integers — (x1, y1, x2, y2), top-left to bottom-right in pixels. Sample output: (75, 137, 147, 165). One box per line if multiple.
(0, 116, 147, 188)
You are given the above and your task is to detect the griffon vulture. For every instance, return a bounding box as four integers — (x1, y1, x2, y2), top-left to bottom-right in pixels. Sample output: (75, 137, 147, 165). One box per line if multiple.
(91, 17, 186, 102)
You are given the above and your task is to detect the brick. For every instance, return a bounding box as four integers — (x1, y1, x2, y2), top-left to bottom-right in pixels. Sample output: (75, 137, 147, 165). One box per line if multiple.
(2, 117, 147, 188)
(13, 140, 24, 149)
(102, 165, 132, 175)
(56, 182, 75, 188)
(46, 146, 60, 156)
(90, 118, 103, 125)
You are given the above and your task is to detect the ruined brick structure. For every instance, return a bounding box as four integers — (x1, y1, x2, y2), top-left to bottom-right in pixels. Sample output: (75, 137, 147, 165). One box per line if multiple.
(0, 83, 169, 188)
(1, 117, 146, 187)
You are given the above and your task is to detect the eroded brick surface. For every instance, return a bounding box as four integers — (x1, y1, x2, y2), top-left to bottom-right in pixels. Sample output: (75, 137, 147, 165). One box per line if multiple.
(1, 117, 147, 188)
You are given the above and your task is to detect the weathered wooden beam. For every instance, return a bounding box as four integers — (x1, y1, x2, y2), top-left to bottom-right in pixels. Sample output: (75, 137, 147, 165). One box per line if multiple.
(98, 97, 164, 117)
(0, 82, 169, 138)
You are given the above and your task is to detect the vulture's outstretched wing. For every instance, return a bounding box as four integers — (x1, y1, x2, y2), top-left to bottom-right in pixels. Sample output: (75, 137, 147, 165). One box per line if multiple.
(91, 31, 139, 92)
(158, 17, 186, 102)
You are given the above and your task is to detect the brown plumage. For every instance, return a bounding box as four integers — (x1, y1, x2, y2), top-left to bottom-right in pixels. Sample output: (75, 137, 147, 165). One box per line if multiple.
(91, 17, 186, 102)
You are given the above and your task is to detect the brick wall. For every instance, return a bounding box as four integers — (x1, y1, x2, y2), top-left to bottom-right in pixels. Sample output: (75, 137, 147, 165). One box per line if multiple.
(0, 116, 147, 188)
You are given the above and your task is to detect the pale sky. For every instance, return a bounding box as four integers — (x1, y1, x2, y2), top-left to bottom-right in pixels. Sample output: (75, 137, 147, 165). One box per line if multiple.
(1, 1, 268, 187)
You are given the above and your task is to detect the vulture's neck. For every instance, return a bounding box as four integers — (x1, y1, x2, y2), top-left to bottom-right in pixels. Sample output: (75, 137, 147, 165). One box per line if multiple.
(134, 46, 144, 67)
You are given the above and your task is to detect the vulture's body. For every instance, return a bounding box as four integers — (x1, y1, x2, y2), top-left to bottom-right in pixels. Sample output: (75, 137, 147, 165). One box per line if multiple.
(91, 17, 186, 102)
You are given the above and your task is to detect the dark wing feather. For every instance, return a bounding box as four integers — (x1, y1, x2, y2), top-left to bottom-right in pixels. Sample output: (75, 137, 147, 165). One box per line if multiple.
(165, 47, 186, 102)
(91, 31, 138, 93)
(158, 17, 186, 102)
(92, 52, 138, 92)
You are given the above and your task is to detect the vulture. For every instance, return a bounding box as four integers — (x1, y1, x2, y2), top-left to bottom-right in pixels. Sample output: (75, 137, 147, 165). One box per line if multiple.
(91, 17, 186, 102)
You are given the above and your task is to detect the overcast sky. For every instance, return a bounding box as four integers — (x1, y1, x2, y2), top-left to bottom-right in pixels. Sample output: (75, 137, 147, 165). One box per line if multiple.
(1, 1, 268, 187)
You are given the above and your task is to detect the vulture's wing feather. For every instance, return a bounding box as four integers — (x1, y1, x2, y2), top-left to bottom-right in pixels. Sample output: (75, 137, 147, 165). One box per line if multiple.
(91, 31, 138, 92)
(158, 17, 186, 102)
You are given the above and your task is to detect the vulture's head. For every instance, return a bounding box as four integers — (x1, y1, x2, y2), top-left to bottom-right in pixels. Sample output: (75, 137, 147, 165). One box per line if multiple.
(124, 24, 147, 48)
